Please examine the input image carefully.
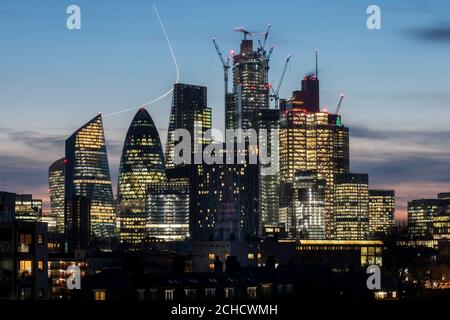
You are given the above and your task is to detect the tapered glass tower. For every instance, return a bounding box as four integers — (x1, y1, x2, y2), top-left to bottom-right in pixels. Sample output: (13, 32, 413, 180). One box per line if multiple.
(65, 114, 116, 242)
(117, 108, 166, 247)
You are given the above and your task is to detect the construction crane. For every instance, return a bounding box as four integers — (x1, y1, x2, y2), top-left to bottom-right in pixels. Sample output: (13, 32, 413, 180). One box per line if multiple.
(335, 94, 345, 114)
(233, 26, 266, 40)
(262, 24, 271, 51)
(270, 55, 291, 108)
(212, 38, 230, 96)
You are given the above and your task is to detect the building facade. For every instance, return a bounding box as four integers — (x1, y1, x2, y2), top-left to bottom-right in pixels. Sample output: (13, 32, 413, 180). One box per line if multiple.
(65, 114, 116, 243)
(287, 171, 326, 239)
(408, 196, 450, 239)
(117, 108, 166, 248)
(0, 191, 16, 223)
(334, 173, 369, 240)
(279, 83, 349, 238)
(0, 221, 49, 300)
(14, 194, 42, 222)
(368, 190, 395, 238)
(49, 158, 65, 234)
(146, 180, 189, 241)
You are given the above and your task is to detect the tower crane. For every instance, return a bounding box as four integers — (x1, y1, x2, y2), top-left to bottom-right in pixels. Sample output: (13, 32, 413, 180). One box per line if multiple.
(335, 94, 345, 114)
(270, 55, 291, 108)
(233, 26, 266, 40)
(212, 38, 230, 96)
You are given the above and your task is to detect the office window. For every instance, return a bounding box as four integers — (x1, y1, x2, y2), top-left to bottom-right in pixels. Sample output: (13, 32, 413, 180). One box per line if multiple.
(165, 289, 174, 301)
(38, 260, 44, 271)
(19, 260, 32, 278)
(208, 253, 215, 260)
(18, 233, 32, 253)
(247, 287, 257, 299)
(94, 290, 106, 301)
(224, 287, 235, 299)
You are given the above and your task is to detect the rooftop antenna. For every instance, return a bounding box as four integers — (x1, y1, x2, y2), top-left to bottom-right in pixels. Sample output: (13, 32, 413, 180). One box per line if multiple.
(315, 49, 319, 78)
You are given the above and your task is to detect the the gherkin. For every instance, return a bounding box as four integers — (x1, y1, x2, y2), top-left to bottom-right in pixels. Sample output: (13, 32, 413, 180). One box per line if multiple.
(117, 108, 166, 248)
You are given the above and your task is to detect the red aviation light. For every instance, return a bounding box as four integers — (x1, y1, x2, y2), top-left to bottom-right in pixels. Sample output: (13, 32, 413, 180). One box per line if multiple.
(64, 159, 68, 164)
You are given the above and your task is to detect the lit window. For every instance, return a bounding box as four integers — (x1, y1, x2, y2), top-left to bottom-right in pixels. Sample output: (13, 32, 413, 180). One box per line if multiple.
(165, 289, 174, 301)
(19, 260, 32, 278)
(208, 253, 215, 260)
(209, 263, 215, 271)
(38, 260, 44, 271)
(94, 290, 106, 301)
(38, 234, 44, 245)
(248, 253, 254, 259)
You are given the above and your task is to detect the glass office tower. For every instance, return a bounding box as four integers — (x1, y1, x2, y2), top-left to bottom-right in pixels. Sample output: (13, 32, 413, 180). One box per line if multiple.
(117, 108, 166, 247)
(65, 114, 116, 242)
(49, 158, 65, 234)
(334, 173, 369, 240)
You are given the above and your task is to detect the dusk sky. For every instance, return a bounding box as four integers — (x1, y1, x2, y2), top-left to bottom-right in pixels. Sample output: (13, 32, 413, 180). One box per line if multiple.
(1, 0, 450, 221)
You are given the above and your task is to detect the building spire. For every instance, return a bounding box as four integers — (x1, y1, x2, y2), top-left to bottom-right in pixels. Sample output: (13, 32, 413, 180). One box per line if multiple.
(315, 49, 319, 79)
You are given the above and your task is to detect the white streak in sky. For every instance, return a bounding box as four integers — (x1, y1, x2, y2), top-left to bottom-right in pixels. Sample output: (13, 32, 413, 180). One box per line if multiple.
(104, 4, 180, 117)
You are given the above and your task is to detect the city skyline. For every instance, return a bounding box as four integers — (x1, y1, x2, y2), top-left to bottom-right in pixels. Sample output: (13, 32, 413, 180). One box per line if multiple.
(2, 0, 450, 221)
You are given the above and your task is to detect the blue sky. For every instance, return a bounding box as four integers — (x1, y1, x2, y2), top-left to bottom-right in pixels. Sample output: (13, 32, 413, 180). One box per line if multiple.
(1, 0, 450, 220)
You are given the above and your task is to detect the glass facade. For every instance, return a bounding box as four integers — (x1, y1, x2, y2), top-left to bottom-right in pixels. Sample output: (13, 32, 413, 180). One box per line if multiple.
(288, 171, 326, 239)
(279, 99, 349, 238)
(408, 198, 448, 239)
(15, 194, 42, 222)
(48, 158, 65, 234)
(334, 173, 369, 240)
(368, 189, 395, 238)
(65, 114, 115, 241)
(253, 110, 280, 230)
(146, 180, 189, 241)
(117, 108, 166, 247)
(165, 83, 211, 169)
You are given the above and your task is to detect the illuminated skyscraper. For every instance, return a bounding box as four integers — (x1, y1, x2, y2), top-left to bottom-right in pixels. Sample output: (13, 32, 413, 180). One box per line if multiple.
(252, 110, 280, 230)
(165, 83, 211, 169)
(15, 194, 42, 222)
(228, 36, 272, 240)
(146, 180, 189, 241)
(49, 158, 65, 234)
(164, 83, 218, 241)
(65, 114, 115, 242)
(334, 173, 369, 240)
(285, 171, 326, 239)
(231, 38, 269, 130)
(117, 108, 166, 248)
(279, 83, 349, 238)
(368, 190, 395, 238)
